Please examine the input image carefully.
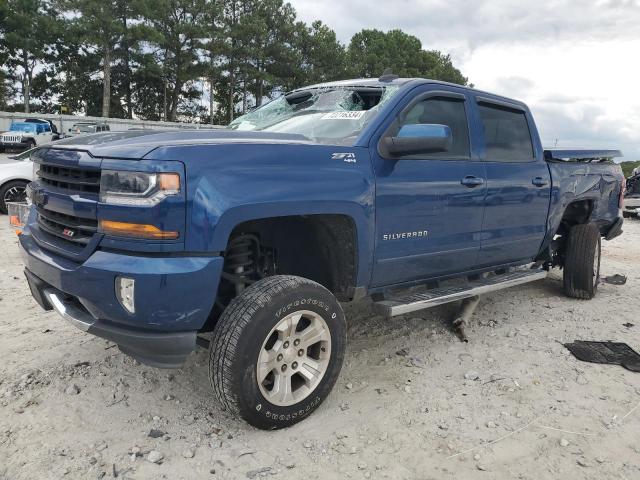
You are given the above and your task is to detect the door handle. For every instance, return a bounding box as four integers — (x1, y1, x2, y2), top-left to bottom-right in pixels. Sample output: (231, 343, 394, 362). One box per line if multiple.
(532, 177, 548, 187)
(461, 176, 484, 188)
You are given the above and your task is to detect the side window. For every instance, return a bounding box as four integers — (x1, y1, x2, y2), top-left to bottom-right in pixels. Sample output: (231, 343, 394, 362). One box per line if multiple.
(36, 124, 45, 134)
(400, 97, 470, 157)
(478, 103, 534, 162)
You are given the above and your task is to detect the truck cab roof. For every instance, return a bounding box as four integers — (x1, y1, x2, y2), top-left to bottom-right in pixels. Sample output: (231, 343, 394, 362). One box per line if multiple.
(42, 77, 528, 159)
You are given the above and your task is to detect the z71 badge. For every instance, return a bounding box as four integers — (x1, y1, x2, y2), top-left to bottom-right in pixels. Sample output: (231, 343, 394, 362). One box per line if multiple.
(331, 152, 356, 163)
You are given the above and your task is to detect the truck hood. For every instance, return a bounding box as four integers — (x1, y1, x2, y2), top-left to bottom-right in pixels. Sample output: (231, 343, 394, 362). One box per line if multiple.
(1, 131, 26, 138)
(47, 129, 312, 159)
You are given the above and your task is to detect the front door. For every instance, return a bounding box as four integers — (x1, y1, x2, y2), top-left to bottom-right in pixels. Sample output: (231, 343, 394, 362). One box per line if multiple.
(371, 89, 487, 287)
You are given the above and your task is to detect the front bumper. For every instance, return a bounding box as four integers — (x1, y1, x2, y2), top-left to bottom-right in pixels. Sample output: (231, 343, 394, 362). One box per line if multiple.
(0, 139, 30, 150)
(20, 232, 224, 368)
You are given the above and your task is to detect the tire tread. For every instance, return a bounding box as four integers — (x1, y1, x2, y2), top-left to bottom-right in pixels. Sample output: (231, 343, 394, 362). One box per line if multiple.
(209, 275, 334, 416)
(563, 223, 600, 299)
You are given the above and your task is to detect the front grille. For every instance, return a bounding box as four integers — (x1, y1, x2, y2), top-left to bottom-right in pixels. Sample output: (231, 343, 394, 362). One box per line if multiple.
(37, 163, 101, 194)
(36, 206, 98, 246)
(2, 135, 22, 143)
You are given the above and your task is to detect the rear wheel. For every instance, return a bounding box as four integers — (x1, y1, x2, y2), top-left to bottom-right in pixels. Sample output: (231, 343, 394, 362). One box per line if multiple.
(563, 223, 601, 299)
(209, 275, 346, 429)
(0, 180, 29, 214)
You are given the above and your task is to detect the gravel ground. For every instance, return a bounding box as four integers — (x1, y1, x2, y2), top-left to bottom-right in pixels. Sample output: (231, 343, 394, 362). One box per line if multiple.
(0, 216, 639, 480)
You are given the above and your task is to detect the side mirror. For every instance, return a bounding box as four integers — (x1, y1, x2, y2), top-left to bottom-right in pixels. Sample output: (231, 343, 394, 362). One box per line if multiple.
(384, 124, 452, 156)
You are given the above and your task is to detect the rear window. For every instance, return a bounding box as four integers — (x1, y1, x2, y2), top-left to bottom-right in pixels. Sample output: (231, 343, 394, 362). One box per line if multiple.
(479, 104, 534, 162)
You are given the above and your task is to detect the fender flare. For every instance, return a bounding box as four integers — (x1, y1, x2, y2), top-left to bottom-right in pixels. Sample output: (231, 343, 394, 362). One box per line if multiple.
(199, 201, 374, 288)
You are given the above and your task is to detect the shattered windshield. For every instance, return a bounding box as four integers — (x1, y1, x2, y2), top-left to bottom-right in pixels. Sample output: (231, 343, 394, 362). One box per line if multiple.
(228, 85, 401, 145)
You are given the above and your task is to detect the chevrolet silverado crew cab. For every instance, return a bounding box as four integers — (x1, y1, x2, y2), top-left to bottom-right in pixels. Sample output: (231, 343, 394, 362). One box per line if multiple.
(19, 76, 625, 429)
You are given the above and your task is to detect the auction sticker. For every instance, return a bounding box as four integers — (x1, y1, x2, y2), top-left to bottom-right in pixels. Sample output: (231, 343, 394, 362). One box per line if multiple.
(321, 111, 366, 120)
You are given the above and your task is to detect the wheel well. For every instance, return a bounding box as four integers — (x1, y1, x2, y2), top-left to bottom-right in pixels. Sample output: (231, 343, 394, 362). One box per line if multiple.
(0, 178, 31, 194)
(221, 214, 358, 302)
(2, 179, 30, 186)
(558, 200, 594, 236)
(547, 200, 594, 267)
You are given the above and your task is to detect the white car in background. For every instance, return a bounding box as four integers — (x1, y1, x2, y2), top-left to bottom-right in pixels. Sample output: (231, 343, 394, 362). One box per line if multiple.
(0, 148, 34, 214)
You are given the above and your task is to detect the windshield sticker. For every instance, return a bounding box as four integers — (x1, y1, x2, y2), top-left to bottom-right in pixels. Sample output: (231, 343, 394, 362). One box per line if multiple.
(321, 111, 366, 120)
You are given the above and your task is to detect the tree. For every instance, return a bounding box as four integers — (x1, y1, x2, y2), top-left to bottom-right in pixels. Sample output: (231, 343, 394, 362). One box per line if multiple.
(347, 29, 467, 85)
(62, 0, 133, 117)
(111, 1, 145, 118)
(290, 20, 346, 89)
(0, 0, 57, 112)
(142, 0, 207, 121)
(0, 2, 470, 120)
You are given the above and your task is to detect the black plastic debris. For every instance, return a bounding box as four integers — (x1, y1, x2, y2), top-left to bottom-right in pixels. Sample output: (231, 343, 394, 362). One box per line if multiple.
(601, 274, 627, 285)
(564, 341, 640, 373)
(623, 323, 635, 329)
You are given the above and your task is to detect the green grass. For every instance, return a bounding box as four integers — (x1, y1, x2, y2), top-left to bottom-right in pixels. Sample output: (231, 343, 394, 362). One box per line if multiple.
(620, 161, 640, 178)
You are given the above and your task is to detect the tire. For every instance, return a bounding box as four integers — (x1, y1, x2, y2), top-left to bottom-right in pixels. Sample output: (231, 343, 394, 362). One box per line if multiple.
(26, 139, 36, 149)
(0, 180, 29, 214)
(563, 223, 601, 299)
(209, 275, 346, 429)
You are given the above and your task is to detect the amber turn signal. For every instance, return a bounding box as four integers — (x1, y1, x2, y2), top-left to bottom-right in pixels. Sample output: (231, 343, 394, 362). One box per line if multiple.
(99, 220, 179, 240)
(158, 173, 180, 192)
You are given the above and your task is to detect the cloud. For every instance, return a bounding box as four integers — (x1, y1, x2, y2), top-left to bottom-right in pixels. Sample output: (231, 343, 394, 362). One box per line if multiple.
(290, 0, 640, 53)
(289, 0, 640, 158)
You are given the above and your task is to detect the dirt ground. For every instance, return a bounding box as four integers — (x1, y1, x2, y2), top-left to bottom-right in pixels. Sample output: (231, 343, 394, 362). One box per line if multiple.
(0, 215, 639, 480)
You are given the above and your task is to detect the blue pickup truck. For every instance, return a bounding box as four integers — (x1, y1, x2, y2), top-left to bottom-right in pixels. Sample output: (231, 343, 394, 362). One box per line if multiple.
(18, 76, 625, 429)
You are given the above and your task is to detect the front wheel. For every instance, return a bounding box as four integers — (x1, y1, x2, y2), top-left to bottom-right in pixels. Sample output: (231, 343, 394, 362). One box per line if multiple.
(209, 275, 346, 429)
(563, 223, 601, 299)
(0, 180, 29, 214)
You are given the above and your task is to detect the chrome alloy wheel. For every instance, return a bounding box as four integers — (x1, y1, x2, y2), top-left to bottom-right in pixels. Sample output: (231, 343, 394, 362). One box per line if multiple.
(4, 185, 27, 204)
(256, 310, 331, 407)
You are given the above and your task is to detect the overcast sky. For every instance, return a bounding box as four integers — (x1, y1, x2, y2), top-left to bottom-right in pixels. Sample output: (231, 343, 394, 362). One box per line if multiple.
(290, 0, 640, 160)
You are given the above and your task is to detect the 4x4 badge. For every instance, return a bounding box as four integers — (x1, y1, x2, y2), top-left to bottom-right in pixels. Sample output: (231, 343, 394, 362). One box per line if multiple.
(331, 152, 356, 163)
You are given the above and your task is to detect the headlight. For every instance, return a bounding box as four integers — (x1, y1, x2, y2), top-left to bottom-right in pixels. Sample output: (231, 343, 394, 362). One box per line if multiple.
(99, 170, 180, 206)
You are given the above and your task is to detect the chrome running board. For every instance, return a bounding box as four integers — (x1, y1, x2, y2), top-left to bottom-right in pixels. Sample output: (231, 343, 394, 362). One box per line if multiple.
(374, 269, 548, 317)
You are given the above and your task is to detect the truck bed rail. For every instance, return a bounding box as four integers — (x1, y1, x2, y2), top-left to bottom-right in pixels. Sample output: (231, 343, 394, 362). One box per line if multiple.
(544, 149, 622, 162)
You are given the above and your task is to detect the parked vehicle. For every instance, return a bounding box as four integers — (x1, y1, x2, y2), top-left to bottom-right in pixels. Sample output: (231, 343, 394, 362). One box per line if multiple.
(18, 76, 625, 429)
(0, 147, 34, 213)
(624, 171, 640, 218)
(0, 119, 60, 152)
(66, 122, 110, 137)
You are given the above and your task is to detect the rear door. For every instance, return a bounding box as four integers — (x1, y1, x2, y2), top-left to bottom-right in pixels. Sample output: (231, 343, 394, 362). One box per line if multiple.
(370, 87, 487, 287)
(473, 98, 551, 267)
